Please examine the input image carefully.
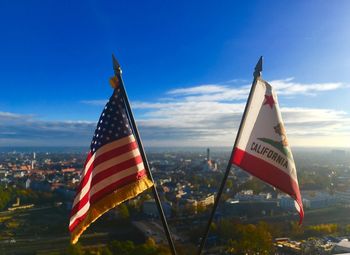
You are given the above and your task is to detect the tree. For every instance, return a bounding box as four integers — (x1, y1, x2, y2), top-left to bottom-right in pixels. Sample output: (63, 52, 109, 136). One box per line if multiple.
(118, 203, 130, 220)
(223, 222, 274, 255)
(0, 187, 11, 210)
(97, 246, 113, 255)
(129, 238, 159, 255)
(305, 224, 338, 237)
(65, 243, 84, 255)
(109, 240, 135, 255)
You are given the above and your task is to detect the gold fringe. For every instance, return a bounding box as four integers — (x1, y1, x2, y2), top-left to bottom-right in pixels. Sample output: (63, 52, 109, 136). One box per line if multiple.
(71, 177, 153, 244)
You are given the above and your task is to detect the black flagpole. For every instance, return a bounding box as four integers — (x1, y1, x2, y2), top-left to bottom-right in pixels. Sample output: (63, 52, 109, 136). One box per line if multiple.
(196, 56, 263, 255)
(111, 54, 178, 255)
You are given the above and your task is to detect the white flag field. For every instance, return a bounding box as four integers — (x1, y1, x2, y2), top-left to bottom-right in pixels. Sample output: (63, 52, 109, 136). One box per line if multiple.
(232, 78, 304, 223)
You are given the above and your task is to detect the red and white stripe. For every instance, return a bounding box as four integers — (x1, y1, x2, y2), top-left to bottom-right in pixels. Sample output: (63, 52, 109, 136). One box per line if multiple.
(69, 135, 147, 232)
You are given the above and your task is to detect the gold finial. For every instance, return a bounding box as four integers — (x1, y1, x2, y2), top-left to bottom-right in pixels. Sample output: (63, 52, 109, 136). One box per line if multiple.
(109, 76, 119, 89)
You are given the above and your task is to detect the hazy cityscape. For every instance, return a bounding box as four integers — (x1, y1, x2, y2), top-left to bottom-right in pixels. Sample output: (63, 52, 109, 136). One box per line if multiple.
(0, 147, 349, 254)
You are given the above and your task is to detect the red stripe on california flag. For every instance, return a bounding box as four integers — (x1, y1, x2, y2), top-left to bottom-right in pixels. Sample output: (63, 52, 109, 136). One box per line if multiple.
(90, 169, 147, 204)
(232, 147, 304, 223)
(75, 141, 138, 195)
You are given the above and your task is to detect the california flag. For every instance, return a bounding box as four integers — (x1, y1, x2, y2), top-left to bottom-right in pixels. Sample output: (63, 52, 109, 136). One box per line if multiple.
(232, 78, 304, 223)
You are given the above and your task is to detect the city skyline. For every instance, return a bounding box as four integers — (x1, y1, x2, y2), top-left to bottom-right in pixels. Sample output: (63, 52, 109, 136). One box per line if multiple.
(1, 1, 350, 147)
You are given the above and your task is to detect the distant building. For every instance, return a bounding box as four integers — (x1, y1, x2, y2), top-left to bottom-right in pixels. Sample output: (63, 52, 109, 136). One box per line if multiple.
(302, 191, 337, 209)
(178, 194, 215, 215)
(279, 191, 337, 210)
(235, 190, 272, 201)
(335, 189, 350, 203)
(331, 149, 346, 156)
(31, 152, 36, 170)
(197, 194, 215, 207)
(0, 169, 8, 178)
(333, 239, 350, 253)
(143, 200, 172, 218)
(202, 148, 218, 172)
(30, 180, 51, 192)
(25, 178, 31, 189)
(224, 199, 279, 218)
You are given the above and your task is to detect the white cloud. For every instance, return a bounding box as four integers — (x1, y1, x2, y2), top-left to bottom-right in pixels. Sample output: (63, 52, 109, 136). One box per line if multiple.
(0, 111, 33, 120)
(168, 84, 230, 95)
(160, 78, 348, 102)
(132, 78, 350, 147)
(1, 77, 349, 147)
(270, 78, 346, 96)
(0, 112, 95, 146)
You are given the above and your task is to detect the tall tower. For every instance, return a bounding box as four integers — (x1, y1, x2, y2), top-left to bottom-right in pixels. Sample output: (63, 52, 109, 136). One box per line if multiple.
(207, 148, 210, 161)
(31, 152, 36, 170)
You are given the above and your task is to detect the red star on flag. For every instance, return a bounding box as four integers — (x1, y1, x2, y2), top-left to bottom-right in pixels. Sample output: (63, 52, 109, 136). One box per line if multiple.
(263, 94, 275, 109)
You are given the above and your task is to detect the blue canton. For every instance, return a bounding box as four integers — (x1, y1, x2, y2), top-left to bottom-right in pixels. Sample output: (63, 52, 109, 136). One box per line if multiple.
(90, 88, 133, 153)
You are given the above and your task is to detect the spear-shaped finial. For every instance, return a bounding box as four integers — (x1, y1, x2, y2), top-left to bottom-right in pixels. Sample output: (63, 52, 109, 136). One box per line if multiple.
(112, 54, 122, 76)
(253, 56, 263, 78)
(110, 54, 123, 89)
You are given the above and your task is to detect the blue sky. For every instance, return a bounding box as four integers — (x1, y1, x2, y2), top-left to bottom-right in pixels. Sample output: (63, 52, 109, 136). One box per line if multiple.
(0, 1, 350, 147)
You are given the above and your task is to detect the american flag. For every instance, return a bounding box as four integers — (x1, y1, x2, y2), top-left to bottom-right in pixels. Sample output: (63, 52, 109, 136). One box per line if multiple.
(69, 82, 153, 244)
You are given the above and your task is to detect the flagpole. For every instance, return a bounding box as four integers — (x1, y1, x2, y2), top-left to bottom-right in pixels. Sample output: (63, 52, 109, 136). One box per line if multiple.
(111, 54, 178, 255)
(196, 56, 263, 255)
